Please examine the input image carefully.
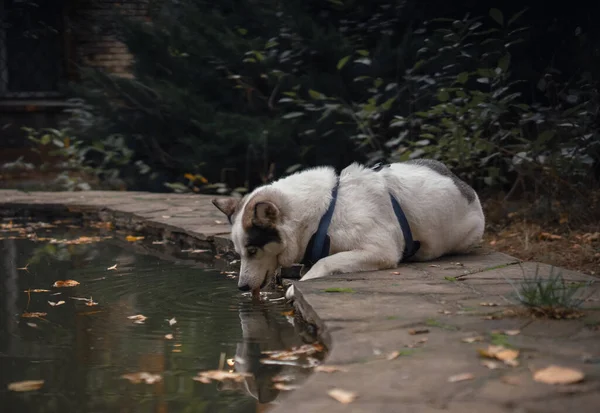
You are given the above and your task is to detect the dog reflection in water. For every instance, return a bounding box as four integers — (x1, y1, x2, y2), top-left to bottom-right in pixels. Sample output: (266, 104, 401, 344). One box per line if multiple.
(216, 301, 315, 407)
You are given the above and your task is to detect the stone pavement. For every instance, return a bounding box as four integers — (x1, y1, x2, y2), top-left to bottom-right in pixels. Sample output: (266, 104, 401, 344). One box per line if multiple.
(1, 190, 599, 413)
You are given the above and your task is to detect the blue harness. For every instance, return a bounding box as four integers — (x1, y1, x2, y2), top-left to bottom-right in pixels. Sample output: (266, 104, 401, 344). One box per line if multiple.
(301, 165, 420, 266)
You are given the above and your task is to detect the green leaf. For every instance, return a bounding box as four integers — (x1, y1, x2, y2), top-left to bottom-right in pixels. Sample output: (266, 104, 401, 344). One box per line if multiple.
(437, 89, 450, 102)
(357, 49, 369, 56)
(236, 27, 248, 35)
(457, 72, 469, 84)
(323, 288, 355, 293)
(308, 89, 324, 100)
(282, 112, 304, 119)
(498, 53, 511, 72)
(337, 55, 351, 70)
(40, 134, 52, 145)
(381, 96, 397, 110)
(537, 130, 556, 143)
(489, 8, 504, 26)
(508, 8, 528, 26)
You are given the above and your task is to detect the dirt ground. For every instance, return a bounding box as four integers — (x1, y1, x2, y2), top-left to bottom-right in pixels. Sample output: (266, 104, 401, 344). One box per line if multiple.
(482, 197, 600, 277)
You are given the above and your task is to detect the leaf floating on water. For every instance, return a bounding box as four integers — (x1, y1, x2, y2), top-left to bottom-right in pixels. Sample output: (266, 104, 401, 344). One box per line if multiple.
(21, 312, 47, 318)
(48, 300, 65, 307)
(53, 280, 80, 288)
(408, 328, 429, 335)
(328, 388, 357, 404)
(107, 264, 117, 270)
(533, 365, 585, 385)
(128, 314, 148, 324)
(193, 370, 251, 384)
(314, 365, 348, 373)
(167, 317, 177, 326)
(165, 334, 174, 340)
(126, 235, 145, 242)
(24, 289, 50, 293)
(8, 380, 44, 392)
(121, 372, 162, 384)
(274, 383, 299, 391)
(448, 373, 474, 383)
(262, 343, 325, 361)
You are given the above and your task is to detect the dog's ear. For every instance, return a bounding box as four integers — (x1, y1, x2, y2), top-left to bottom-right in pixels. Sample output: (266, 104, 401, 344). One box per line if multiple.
(212, 198, 239, 222)
(253, 201, 280, 228)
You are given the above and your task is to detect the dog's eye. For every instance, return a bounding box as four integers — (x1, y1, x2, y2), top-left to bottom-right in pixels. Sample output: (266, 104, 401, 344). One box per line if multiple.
(246, 246, 258, 256)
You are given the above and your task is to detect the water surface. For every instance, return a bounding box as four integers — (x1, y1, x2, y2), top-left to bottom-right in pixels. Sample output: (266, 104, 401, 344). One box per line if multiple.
(0, 221, 315, 413)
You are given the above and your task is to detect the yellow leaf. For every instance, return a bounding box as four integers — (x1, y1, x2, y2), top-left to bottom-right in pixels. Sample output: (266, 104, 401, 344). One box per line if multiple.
(126, 235, 145, 242)
(53, 280, 80, 287)
(533, 365, 584, 385)
(328, 388, 357, 404)
(8, 380, 44, 392)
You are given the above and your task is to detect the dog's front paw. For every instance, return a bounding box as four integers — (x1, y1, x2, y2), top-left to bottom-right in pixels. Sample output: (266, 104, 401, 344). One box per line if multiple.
(285, 284, 295, 300)
(300, 267, 328, 281)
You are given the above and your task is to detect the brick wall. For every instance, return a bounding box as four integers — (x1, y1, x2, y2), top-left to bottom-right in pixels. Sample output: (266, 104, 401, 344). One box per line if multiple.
(72, 0, 151, 79)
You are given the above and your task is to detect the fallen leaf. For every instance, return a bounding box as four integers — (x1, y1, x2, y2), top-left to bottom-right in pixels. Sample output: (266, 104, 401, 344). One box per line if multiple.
(462, 336, 484, 343)
(107, 264, 117, 270)
(128, 314, 147, 324)
(429, 264, 440, 268)
(391, 271, 401, 275)
(479, 302, 498, 307)
(172, 349, 182, 353)
(48, 300, 65, 307)
(193, 370, 251, 384)
(314, 365, 348, 373)
(448, 373, 474, 382)
(478, 345, 520, 366)
(165, 334, 174, 340)
(489, 240, 497, 246)
(281, 310, 295, 317)
(501, 375, 523, 386)
(328, 388, 357, 404)
(167, 317, 177, 326)
(8, 380, 44, 392)
(126, 235, 145, 242)
(121, 372, 162, 384)
(409, 328, 429, 335)
(539, 232, 562, 241)
(406, 337, 428, 348)
(53, 280, 80, 288)
(533, 365, 585, 385)
(262, 343, 324, 360)
(481, 360, 501, 369)
(274, 383, 298, 391)
(24, 289, 50, 293)
(21, 312, 47, 318)
(387, 351, 401, 360)
(504, 330, 521, 336)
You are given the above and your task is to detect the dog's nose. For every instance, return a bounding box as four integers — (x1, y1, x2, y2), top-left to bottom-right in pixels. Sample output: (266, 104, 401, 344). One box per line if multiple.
(238, 284, 251, 292)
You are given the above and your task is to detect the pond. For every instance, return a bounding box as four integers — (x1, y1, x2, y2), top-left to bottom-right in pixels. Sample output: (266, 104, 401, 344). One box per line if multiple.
(0, 220, 321, 413)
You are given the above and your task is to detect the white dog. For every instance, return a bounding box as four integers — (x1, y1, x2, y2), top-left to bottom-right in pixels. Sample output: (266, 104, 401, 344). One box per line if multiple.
(212, 160, 485, 295)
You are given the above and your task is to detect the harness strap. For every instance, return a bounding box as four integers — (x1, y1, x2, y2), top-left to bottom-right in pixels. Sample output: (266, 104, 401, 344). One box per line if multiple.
(301, 177, 340, 266)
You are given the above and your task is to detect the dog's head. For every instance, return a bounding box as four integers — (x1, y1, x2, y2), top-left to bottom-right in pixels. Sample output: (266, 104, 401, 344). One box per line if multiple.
(212, 192, 286, 295)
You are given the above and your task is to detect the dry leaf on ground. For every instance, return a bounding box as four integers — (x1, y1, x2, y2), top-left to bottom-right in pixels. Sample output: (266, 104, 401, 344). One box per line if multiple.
(21, 312, 47, 318)
(274, 383, 299, 391)
(462, 336, 484, 343)
(533, 365, 585, 385)
(53, 280, 80, 288)
(504, 330, 521, 336)
(481, 360, 501, 369)
(126, 235, 145, 242)
(478, 345, 520, 366)
(408, 328, 429, 335)
(387, 351, 401, 360)
(193, 370, 251, 384)
(121, 372, 162, 384)
(167, 317, 177, 326)
(448, 373, 474, 382)
(328, 388, 357, 404)
(479, 302, 498, 307)
(8, 380, 44, 392)
(127, 314, 147, 324)
(391, 271, 401, 275)
(48, 301, 65, 307)
(107, 264, 117, 270)
(539, 232, 562, 241)
(315, 365, 348, 373)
